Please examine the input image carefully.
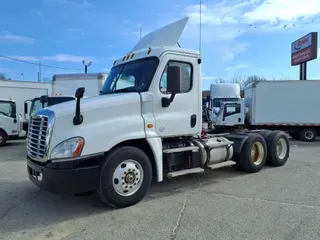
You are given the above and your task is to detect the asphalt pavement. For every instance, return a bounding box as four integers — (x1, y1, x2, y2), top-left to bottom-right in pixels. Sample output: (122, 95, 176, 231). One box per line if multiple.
(1, 138, 320, 240)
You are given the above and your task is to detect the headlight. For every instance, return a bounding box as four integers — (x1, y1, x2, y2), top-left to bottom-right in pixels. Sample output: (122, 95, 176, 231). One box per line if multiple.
(50, 137, 84, 159)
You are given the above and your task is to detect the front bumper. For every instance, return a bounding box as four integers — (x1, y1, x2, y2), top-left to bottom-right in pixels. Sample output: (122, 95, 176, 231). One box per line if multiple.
(27, 155, 102, 194)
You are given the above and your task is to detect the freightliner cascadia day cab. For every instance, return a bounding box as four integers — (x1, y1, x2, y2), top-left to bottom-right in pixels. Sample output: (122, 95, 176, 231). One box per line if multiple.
(26, 17, 290, 208)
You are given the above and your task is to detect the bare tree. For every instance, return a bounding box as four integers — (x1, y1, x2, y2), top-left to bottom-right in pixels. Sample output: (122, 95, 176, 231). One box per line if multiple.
(0, 73, 11, 80)
(211, 74, 267, 89)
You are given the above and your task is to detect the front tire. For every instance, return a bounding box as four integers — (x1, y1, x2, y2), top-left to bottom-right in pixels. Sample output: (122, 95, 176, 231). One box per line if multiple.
(98, 146, 152, 208)
(238, 133, 267, 173)
(0, 132, 7, 147)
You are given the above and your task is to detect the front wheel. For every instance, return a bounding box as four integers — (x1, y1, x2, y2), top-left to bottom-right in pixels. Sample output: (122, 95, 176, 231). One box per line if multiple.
(98, 146, 153, 208)
(0, 132, 7, 147)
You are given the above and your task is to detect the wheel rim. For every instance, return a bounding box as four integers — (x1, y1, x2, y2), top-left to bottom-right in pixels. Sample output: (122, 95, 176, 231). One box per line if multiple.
(0, 135, 3, 144)
(251, 142, 264, 166)
(112, 159, 144, 196)
(277, 138, 287, 159)
(304, 131, 314, 140)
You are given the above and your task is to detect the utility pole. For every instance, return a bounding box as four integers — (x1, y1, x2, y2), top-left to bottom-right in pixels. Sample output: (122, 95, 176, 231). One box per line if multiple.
(82, 60, 92, 73)
(38, 62, 42, 82)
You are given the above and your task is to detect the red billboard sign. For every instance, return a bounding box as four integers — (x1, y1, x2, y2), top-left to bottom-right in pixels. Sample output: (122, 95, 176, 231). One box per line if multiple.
(291, 32, 318, 66)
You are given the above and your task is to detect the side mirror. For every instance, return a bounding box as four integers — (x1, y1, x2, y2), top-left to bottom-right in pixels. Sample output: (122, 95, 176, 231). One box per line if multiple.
(162, 66, 181, 108)
(24, 102, 28, 115)
(75, 87, 85, 98)
(73, 87, 85, 126)
(40, 95, 49, 108)
(166, 66, 181, 93)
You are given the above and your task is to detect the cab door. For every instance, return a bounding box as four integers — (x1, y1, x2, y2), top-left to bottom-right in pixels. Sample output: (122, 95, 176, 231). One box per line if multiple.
(152, 54, 201, 137)
(0, 101, 18, 136)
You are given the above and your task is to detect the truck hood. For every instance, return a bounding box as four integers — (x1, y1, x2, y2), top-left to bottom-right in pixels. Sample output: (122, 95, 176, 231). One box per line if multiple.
(44, 93, 141, 118)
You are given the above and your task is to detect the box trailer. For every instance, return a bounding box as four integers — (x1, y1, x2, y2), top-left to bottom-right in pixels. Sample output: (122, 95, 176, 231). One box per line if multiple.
(0, 80, 51, 121)
(212, 80, 320, 141)
(52, 73, 107, 97)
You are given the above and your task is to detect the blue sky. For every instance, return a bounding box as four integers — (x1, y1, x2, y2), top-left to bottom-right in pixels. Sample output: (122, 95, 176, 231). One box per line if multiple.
(0, 0, 320, 89)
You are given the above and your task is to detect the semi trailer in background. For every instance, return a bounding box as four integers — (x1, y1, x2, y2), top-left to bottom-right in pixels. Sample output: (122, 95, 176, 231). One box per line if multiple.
(210, 80, 320, 141)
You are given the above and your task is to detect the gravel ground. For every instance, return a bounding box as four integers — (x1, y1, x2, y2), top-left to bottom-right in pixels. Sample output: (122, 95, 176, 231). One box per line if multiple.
(1, 138, 320, 240)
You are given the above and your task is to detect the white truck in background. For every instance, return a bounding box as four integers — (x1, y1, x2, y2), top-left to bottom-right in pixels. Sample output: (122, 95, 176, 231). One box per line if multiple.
(0, 99, 26, 146)
(25, 17, 290, 208)
(211, 80, 320, 141)
(23, 72, 108, 132)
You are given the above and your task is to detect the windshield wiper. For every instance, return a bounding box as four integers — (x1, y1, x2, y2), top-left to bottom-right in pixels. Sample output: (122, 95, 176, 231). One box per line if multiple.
(99, 90, 107, 95)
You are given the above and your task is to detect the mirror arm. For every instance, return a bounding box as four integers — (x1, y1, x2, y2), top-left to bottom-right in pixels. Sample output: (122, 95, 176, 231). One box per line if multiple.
(161, 93, 176, 108)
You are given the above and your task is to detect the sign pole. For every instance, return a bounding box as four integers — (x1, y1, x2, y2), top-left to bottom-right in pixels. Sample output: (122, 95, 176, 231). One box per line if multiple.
(299, 62, 307, 80)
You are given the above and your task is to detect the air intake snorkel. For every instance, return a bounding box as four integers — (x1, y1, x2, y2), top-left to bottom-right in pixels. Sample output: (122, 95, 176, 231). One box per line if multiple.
(73, 87, 85, 126)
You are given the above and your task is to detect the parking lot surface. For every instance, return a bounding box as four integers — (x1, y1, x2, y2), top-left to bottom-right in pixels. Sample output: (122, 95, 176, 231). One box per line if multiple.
(1, 139, 320, 240)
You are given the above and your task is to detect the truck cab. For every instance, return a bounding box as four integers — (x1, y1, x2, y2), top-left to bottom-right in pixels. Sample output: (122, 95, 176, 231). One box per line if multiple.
(0, 99, 26, 146)
(208, 83, 241, 130)
(23, 95, 76, 132)
(213, 99, 245, 127)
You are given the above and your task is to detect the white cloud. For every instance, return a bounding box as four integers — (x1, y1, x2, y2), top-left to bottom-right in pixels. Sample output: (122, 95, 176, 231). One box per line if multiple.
(102, 68, 111, 73)
(226, 64, 250, 71)
(42, 54, 96, 63)
(243, 0, 320, 23)
(0, 32, 34, 44)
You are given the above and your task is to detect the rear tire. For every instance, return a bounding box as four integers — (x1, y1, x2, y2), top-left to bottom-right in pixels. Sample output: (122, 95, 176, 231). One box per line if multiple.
(0, 132, 7, 147)
(299, 128, 316, 142)
(265, 131, 290, 167)
(98, 146, 152, 208)
(238, 133, 267, 173)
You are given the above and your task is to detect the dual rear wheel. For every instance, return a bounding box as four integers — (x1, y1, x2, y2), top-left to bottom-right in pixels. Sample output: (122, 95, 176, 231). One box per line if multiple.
(236, 131, 290, 173)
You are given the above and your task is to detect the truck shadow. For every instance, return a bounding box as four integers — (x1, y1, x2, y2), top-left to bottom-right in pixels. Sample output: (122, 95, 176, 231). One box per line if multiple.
(0, 166, 250, 234)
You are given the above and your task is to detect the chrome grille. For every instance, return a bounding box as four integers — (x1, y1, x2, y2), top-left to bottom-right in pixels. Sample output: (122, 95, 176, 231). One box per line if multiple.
(27, 116, 49, 160)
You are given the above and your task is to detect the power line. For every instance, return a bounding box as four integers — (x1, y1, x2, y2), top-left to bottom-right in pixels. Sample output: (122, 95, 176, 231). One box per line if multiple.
(0, 55, 83, 71)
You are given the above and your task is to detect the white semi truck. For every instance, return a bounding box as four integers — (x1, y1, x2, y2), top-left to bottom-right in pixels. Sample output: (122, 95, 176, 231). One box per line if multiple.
(26, 17, 290, 208)
(0, 98, 26, 146)
(211, 81, 320, 142)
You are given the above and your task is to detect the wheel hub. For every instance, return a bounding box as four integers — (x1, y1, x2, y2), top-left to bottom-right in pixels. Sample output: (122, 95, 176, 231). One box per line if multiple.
(251, 142, 264, 166)
(112, 160, 143, 196)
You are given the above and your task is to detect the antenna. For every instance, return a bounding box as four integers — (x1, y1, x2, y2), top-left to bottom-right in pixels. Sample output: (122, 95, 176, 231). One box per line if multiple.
(199, 0, 202, 56)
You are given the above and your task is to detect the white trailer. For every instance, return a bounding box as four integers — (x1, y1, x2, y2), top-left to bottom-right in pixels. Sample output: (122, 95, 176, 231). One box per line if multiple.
(0, 80, 51, 121)
(52, 73, 107, 97)
(212, 80, 320, 141)
(25, 17, 290, 208)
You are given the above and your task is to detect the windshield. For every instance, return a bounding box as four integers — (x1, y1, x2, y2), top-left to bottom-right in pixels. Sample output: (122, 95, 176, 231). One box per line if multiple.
(0, 101, 16, 118)
(30, 97, 75, 115)
(100, 57, 159, 94)
(212, 98, 240, 108)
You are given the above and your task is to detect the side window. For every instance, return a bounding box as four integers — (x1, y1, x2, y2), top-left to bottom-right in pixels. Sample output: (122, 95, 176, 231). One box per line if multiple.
(160, 61, 192, 94)
(224, 103, 241, 117)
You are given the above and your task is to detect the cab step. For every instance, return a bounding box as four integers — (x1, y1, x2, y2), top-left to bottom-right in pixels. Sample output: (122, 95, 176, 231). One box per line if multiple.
(163, 146, 199, 154)
(167, 167, 204, 178)
(207, 160, 235, 170)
